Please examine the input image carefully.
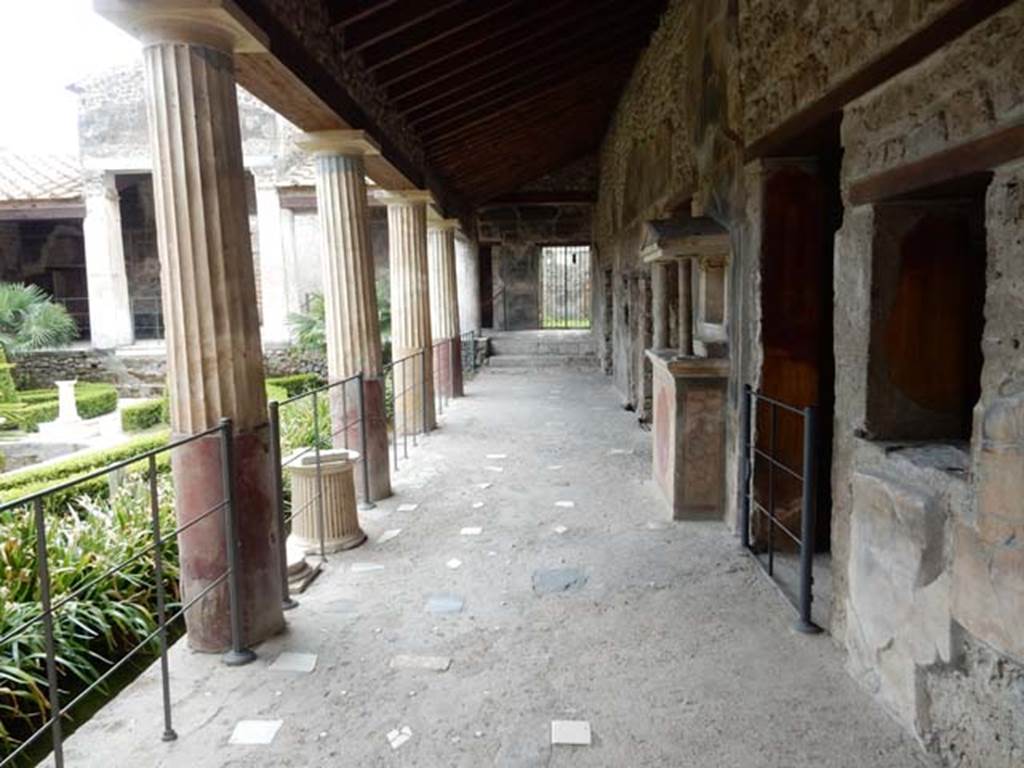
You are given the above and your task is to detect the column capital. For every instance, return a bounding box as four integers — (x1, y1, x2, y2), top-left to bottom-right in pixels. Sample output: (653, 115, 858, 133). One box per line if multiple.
(296, 130, 381, 157)
(375, 188, 433, 207)
(93, 0, 267, 52)
(428, 217, 459, 232)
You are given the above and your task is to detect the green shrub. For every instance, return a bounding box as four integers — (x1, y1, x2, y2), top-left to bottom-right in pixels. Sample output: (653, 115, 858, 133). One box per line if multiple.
(0, 432, 170, 514)
(0, 348, 16, 404)
(279, 395, 331, 455)
(265, 383, 288, 403)
(3, 383, 119, 432)
(266, 373, 323, 398)
(0, 476, 178, 751)
(121, 398, 165, 433)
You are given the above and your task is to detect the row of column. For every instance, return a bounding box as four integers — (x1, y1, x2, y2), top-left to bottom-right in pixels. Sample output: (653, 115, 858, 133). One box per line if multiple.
(122, 9, 463, 651)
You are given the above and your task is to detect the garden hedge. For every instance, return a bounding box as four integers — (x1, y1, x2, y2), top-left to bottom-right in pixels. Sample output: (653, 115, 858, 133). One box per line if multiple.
(0, 431, 170, 513)
(120, 398, 165, 433)
(265, 372, 323, 398)
(0, 382, 118, 432)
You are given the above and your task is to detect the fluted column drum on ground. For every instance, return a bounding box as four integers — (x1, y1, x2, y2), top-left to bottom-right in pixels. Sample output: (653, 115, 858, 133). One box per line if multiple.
(286, 449, 366, 553)
(298, 131, 392, 502)
(137, 17, 283, 651)
(388, 194, 436, 434)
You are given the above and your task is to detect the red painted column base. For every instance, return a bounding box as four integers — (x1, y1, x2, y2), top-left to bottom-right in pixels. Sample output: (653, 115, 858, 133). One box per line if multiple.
(172, 429, 284, 652)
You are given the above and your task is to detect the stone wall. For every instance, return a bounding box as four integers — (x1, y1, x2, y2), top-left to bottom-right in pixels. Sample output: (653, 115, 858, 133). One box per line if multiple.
(830, 4, 1024, 762)
(594, 0, 1024, 762)
(738, 0, 962, 145)
(12, 345, 327, 397)
(73, 64, 284, 170)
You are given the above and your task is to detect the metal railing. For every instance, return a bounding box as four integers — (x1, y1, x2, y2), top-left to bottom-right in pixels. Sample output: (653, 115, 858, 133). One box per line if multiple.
(739, 385, 822, 634)
(0, 419, 253, 768)
(460, 330, 478, 374)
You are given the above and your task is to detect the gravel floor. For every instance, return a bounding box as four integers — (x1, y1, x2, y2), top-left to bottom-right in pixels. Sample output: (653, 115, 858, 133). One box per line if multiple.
(55, 365, 932, 768)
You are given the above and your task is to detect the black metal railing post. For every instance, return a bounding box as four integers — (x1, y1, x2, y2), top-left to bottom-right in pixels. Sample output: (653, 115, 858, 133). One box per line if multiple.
(796, 405, 822, 635)
(267, 400, 298, 610)
(356, 371, 375, 510)
(219, 418, 256, 667)
(421, 348, 431, 433)
(148, 455, 177, 741)
(33, 497, 64, 768)
(311, 390, 326, 562)
(739, 384, 752, 550)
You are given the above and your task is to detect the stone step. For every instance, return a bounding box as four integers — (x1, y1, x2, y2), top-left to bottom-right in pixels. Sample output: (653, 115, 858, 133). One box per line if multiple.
(488, 354, 598, 369)
(488, 337, 596, 357)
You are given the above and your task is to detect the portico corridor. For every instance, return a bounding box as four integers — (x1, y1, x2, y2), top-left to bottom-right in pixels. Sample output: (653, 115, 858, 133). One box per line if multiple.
(56, 365, 926, 767)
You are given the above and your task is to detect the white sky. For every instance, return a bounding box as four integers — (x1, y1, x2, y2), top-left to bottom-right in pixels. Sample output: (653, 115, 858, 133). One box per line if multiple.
(0, 0, 141, 154)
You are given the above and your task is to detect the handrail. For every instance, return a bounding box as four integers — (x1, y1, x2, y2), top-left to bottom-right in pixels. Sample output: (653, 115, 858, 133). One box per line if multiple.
(0, 418, 252, 768)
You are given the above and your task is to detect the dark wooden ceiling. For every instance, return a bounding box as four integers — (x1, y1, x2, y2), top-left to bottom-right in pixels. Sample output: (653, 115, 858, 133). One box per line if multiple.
(328, 0, 667, 205)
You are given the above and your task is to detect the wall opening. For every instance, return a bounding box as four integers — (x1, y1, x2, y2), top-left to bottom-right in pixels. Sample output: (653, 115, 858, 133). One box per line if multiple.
(753, 143, 842, 626)
(0, 218, 88, 340)
(478, 244, 494, 329)
(117, 173, 163, 341)
(866, 178, 989, 445)
(540, 245, 591, 329)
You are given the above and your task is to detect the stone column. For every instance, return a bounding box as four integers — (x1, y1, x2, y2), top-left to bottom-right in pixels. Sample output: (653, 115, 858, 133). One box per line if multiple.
(387, 191, 436, 434)
(297, 130, 391, 502)
(679, 258, 694, 356)
(456, 233, 480, 334)
(255, 184, 290, 345)
(104, 4, 284, 651)
(651, 262, 669, 350)
(82, 172, 134, 349)
(428, 219, 463, 398)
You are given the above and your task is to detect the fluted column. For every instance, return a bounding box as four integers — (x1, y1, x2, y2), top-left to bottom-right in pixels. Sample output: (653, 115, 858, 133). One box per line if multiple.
(428, 219, 463, 398)
(105, 4, 284, 651)
(387, 192, 436, 434)
(297, 130, 391, 502)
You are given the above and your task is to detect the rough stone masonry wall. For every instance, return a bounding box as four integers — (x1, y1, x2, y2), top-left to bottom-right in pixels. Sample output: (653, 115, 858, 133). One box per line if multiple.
(833, 5, 1024, 764)
(738, 0, 962, 145)
(593, 0, 698, 405)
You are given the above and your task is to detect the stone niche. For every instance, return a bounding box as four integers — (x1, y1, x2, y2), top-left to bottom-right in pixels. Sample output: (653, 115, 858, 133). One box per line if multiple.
(642, 217, 731, 519)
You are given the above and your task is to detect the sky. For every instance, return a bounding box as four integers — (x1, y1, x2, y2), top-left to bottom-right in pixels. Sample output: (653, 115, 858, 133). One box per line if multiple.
(0, 0, 141, 154)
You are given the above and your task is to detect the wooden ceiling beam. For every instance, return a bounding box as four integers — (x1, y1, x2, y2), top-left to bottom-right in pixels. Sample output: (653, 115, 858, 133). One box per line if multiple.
(387, 0, 625, 100)
(424, 80, 620, 162)
(358, 0, 519, 70)
(426, 81, 619, 165)
(442, 95, 614, 180)
(412, 50, 639, 136)
(344, 0, 468, 54)
(407, 37, 645, 129)
(396, 10, 654, 116)
(372, 0, 575, 83)
(328, 0, 398, 30)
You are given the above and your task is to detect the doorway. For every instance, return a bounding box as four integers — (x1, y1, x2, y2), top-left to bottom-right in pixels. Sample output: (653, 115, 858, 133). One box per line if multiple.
(540, 245, 591, 329)
(479, 244, 493, 329)
(751, 149, 841, 627)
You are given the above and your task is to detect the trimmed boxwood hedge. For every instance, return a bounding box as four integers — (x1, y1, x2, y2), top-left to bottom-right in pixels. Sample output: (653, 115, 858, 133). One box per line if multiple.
(266, 373, 323, 398)
(121, 398, 165, 433)
(0, 382, 119, 432)
(0, 431, 170, 513)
